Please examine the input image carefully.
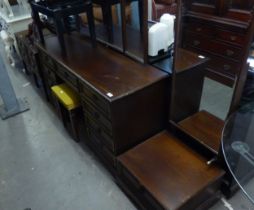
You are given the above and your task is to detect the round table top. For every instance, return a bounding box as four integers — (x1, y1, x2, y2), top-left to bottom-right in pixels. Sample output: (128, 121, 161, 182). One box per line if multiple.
(222, 103, 254, 204)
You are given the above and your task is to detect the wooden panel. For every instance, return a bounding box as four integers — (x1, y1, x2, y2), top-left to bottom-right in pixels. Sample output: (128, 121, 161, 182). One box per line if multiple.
(178, 110, 225, 154)
(118, 131, 225, 210)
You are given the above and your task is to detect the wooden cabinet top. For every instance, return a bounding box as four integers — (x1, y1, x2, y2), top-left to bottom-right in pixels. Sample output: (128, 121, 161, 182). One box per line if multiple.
(36, 34, 168, 101)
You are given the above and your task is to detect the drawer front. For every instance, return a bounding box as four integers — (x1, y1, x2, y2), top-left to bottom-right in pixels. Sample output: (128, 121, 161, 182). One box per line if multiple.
(216, 30, 245, 46)
(82, 99, 113, 134)
(40, 51, 55, 70)
(84, 112, 114, 151)
(206, 57, 241, 76)
(184, 32, 242, 61)
(185, 22, 214, 38)
(56, 64, 79, 91)
(86, 126, 102, 149)
(80, 82, 111, 117)
(185, 22, 245, 46)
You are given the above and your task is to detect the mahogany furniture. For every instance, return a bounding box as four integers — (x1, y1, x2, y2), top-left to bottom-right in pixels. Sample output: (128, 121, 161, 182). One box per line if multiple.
(182, 0, 254, 87)
(15, 0, 254, 208)
(29, 0, 96, 55)
(35, 33, 169, 170)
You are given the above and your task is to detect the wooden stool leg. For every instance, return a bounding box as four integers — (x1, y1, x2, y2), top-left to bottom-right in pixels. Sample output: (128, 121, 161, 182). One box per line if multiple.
(69, 110, 80, 142)
(86, 3, 97, 47)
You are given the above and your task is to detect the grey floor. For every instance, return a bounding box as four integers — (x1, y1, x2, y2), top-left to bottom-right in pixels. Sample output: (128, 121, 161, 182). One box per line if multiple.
(0, 56, 253, 210)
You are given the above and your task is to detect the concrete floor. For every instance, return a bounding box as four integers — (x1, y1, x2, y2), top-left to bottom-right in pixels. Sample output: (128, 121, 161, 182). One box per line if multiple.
(0, 56, 253, 210)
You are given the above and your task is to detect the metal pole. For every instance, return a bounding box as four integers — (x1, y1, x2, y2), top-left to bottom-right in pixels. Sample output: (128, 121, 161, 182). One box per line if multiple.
(0, 45, 29, 120)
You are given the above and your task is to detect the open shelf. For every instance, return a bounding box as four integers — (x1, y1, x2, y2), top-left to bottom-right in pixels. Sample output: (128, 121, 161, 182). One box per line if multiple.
(178, 110, 225, 154)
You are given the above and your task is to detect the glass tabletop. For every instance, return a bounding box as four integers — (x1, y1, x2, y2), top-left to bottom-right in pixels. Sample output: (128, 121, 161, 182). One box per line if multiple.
(222, 102, 254, 204)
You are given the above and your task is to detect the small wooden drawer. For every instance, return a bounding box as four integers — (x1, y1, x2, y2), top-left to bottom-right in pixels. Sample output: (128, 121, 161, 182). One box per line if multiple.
(80, 82, 111, 117)
(185, 22, 214, 38)
(206, 57, 241, 76)
(184, 32, 242, 61)
(82, 99, 112, 133)
(56, 64, 79, 90)
(40, 51, 55, 70)
(216, 30, 245, 46)
(85, 113, 114, 151)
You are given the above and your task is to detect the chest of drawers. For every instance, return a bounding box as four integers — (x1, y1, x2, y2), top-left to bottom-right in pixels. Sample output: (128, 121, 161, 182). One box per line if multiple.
(182, 14, 250, 86)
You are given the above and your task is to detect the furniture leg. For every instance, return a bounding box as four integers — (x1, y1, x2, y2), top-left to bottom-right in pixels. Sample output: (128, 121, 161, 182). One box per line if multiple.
(54, 15, 66, 56)
(86, 4, 97, 47)
(32, 9, 45, 44)
(101, 3, 114, 42)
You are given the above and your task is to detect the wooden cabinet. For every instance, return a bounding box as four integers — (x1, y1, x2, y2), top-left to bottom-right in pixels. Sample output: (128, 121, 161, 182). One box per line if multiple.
(182, 0, 254, 86)
(35, 34, 169, 170)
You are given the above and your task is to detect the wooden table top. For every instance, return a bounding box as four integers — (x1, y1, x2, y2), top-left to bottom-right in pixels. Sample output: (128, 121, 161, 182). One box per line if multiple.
(36, 33, 168, 101)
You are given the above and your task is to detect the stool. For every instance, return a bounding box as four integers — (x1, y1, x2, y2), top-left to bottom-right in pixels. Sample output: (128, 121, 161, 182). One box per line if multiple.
(51, 83, 83, 142)
(29, 0, 96, 56)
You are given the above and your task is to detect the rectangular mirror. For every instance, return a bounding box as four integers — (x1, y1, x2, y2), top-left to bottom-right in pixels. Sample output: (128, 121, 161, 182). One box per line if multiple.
(123, 0, 147, 63)
(81, 0, 123, 51)
(147, 0, 177, 73)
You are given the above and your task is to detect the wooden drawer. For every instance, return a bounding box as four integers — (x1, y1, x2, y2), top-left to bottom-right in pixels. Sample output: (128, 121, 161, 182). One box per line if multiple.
(185, 22, 215, 38)
(184, 32, 242, 61)
(40, 50, 55, 70)
(206, 56, 241, 76)
(85, 113, 114, 151)
(82, 99, 112, 133)
(185, 22, 245, 46)
(216, 29, 246, 46)
(80, 82, 111, 117)
(86, 126, 102, 148)
(56, 64, 79, 91)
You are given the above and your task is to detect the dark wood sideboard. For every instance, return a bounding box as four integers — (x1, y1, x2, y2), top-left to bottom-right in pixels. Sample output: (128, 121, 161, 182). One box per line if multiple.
(17, 32, 170, 171)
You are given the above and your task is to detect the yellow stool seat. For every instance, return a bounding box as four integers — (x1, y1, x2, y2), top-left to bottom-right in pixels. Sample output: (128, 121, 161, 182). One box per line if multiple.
(51, 84, 80, 110)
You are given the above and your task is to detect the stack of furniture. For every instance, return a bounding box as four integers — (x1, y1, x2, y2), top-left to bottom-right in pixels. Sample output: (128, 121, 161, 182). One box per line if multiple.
(15, 0, 254, 209)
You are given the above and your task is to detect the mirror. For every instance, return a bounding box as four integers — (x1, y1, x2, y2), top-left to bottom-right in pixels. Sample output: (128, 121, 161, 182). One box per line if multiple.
(123, 0, 146, 62)
(81, 0, 123, 51)
(147, 0, 177, 73)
